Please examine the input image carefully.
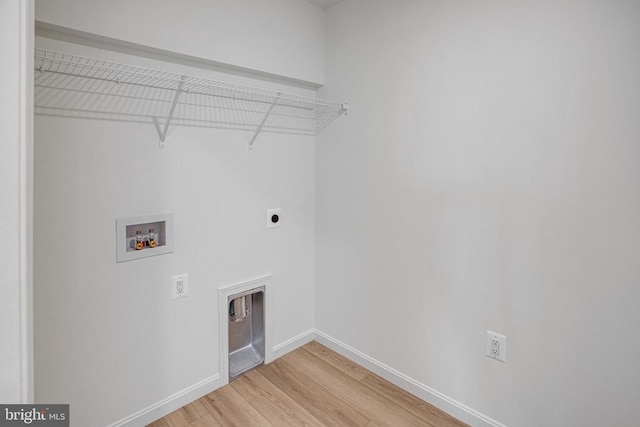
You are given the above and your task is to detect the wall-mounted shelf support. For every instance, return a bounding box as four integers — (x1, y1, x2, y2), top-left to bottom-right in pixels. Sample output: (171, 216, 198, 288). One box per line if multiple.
(34, 49, 348, 148)
(156, 76, 186, 148)
(249, 94, 280, 150)
(316, 102, 350, 135)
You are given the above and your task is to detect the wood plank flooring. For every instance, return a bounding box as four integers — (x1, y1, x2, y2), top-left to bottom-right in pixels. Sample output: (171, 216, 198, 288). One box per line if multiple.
(148, 341, 468, 427)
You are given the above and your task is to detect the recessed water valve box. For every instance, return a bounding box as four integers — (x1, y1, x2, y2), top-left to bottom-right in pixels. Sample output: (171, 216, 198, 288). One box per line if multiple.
(116, 213, 174, 262)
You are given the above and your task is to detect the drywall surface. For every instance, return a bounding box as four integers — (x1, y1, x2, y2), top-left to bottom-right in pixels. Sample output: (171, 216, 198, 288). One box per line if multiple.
(0, 0, 24, 404)
(35, 0, 325, 85)
(316, 1, 640, 426)
(34, 38, 316, 426)
(0, 0, 33, 404)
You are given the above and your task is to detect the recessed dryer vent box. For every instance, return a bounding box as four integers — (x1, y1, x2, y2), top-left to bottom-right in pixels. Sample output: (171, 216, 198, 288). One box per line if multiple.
(116, 213, 174, 262)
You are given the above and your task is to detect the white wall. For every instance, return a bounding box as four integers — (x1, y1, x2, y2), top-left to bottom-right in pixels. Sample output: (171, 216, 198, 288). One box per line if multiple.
(34, 34, 317, 427)
(0, 0, 33, 405)
(35, 0, 325, 85)
(316, 1, 640, 426)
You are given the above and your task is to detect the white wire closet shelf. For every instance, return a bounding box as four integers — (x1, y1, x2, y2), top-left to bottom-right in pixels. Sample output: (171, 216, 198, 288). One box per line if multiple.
(34, 49, 348, 148)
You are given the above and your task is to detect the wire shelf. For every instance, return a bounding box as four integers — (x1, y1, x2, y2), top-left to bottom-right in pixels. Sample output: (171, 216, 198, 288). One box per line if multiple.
(34, 49, 348, 147)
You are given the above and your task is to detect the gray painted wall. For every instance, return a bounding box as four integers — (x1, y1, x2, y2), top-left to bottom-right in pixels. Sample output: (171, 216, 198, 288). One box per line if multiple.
(317, 1, 640, 426)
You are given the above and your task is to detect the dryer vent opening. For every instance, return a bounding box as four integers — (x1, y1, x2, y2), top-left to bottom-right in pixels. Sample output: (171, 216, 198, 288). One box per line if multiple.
(228, 287, 265, 380)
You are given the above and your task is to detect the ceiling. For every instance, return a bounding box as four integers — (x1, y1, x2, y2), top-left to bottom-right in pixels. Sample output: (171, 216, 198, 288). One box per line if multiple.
(305, 0, 343, 9)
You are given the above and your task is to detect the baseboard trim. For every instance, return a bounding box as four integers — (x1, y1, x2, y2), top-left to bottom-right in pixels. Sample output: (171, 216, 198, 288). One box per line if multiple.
(106, 330, 502, 427)
(106, 329, 314, 427)
(272, 328, 315, 360)
(313, 330, 507, 427)
(106, 374, 221, 427)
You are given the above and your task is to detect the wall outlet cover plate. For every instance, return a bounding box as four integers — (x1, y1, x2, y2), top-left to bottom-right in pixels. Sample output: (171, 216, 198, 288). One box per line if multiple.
(486, 330, 507, 363)
(172, 274, 189, 299)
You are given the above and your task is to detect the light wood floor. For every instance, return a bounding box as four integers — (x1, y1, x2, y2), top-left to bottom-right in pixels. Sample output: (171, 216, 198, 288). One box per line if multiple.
(148, 341, 468, 427)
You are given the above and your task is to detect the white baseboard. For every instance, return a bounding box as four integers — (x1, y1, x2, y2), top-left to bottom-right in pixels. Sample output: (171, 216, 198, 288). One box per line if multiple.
(106, 329, 314, 427)
(106, 374, 221, 427)
(107, 329, 502, 427)
(313, 330, 507, 427)
(272, 328, 315, 360)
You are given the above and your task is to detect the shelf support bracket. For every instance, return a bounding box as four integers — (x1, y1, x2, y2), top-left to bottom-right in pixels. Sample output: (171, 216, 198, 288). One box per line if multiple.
(156, 75, 186, 148)
(248, 93, 280, 151)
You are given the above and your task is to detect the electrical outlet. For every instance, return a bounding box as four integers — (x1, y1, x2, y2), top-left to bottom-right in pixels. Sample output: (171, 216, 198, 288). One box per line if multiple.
(486, 330, 506, 363)
(266, 208, 282, 229)
(171, 274, 188, 299)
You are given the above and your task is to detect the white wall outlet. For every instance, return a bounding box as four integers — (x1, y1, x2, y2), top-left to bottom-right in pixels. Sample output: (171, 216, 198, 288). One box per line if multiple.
(171, 274, 188, 299)
(266, 208, 282, 228)
(486, 330, 507, 363)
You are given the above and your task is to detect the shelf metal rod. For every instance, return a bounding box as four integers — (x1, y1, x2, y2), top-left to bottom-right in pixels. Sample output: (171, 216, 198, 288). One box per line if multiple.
(158, 76, 186, 146)
(248, 93, 280, 150)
